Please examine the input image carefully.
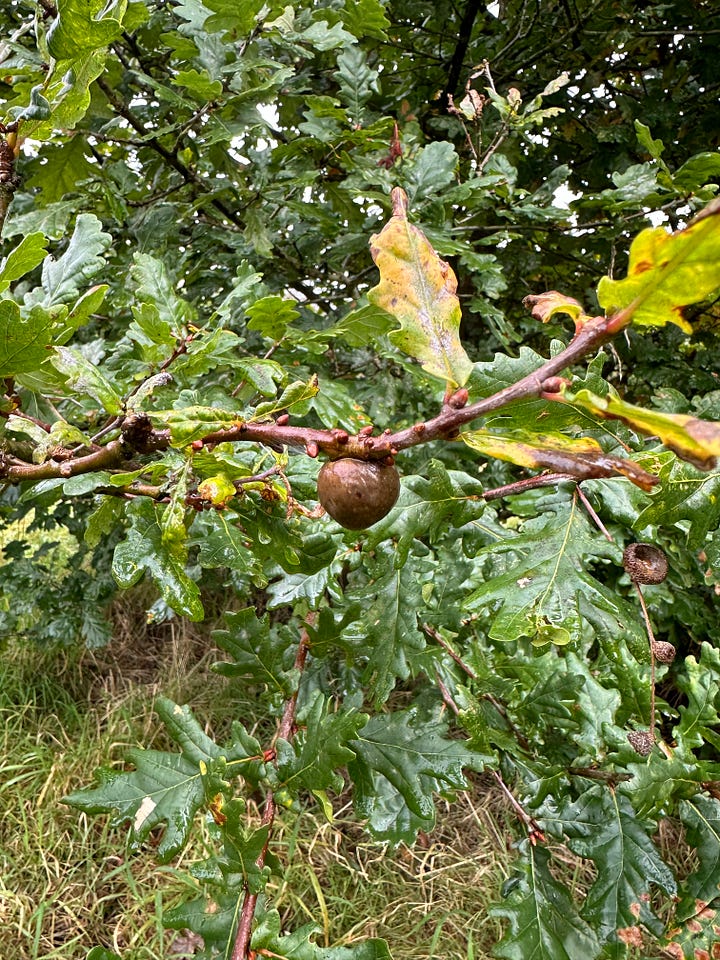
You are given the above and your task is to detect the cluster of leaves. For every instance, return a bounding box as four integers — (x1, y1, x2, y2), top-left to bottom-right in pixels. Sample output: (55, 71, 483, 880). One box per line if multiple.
(2, 1, 720, 958)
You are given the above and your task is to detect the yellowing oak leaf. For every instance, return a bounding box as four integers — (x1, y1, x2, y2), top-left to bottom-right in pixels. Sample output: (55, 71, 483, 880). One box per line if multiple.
(565, 388, 720, 470)
(461, 429, 658, 490)
(597, 198, 720, 332)
(368, 187, 473, 387)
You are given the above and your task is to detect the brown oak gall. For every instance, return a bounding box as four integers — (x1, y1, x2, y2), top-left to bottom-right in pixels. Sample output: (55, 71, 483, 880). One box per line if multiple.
(623, 543, 668, 585)
(317, 458, 400, 529)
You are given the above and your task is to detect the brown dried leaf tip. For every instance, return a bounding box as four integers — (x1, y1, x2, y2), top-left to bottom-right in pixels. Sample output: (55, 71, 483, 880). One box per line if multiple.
(623, 543, 668, 585)
(627, 729, 655, 756)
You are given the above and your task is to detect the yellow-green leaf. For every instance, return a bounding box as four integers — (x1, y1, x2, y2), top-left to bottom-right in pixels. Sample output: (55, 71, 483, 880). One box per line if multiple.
(0, 233, 48, 294)
(47, 0, 125, 59)
(597, 198, 720, 332)
(197, 474, 236, 506)
(461, 428, 658, 490)
(251, 377, 319, 421)
(367, 188, 473, 387)
(565, 388, 720, 470)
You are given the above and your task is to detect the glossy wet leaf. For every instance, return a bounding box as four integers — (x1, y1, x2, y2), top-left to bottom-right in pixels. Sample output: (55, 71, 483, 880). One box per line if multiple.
(64, 698, 222, 861)
(492, 842, 601, 960)
(463, 495, 643, 647)
(275, 693, 367, 794)
(677, 795, 720, 920)
(552, 786, 676, 941)
(52, 345, 123, 414)
(212, 608, 298, 698)
(344, 543, 431, 705)
(348, 707, 478, 844)
(112, 498, 203, 620)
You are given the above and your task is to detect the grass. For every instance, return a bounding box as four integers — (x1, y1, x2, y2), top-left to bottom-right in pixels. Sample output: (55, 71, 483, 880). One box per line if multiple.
(270, 797, 509, 955)
(0, 599, 515, 960)
(0, 597, 693, 960)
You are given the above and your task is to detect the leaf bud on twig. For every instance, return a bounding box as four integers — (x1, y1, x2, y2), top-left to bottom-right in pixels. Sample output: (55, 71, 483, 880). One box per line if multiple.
(447, 388, 469, 409)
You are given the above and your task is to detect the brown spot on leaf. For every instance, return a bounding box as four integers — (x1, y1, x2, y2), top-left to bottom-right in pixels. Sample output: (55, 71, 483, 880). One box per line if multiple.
(617, 926, 643, 947)
(662, 944, 683, 960)
(631, 260, 654, 274)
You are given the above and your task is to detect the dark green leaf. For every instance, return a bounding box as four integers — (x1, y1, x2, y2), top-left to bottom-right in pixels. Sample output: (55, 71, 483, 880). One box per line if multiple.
(275, 693, 367, 794)
(189, 513, 264, 578)
(252, 908, 393, 959)
(677, 795, 720, 920)
(26, 137, 96, 204)
(174, 68, 223, 101)
(339, 0, 390, 39)
(492, 842, 602, 960)
(64, 697, 221, 861)
(112, 499, 204, 620)
(333, 304, 394, 348)
(345, 543, 431, 705)
(636, 459, 720, 547)
(251, 378, 319, 420)
(348, 707, 476, 844)
(212, 608, 298, 698)
(619, 750, 719, 820)
(463, 495, 643, 647)
(365, 459, 485, 564)
(675, 642, 720, 756)
(550, 786, 675, 941)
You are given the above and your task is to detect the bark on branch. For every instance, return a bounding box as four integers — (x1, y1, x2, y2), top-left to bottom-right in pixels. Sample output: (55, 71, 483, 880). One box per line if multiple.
(0, 312, 637, 489)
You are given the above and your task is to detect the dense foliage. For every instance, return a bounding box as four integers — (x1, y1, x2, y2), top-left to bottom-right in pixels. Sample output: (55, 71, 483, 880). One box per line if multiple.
(2, 1, 720, 957)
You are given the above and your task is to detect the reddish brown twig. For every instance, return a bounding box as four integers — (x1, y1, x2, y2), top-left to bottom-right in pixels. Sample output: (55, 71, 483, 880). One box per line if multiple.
(229, 618, 313, 960)
(0, 310, 657, 492)
(575, 485, 614, 542)
(634, 582, 658, 739)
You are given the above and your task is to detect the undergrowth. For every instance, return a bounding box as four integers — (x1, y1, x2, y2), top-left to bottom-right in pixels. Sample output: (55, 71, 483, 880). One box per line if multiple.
(0, 601, 518, 960)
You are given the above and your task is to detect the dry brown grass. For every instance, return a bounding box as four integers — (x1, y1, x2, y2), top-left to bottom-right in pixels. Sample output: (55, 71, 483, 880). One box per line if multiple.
(269, 788, 511, 957)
